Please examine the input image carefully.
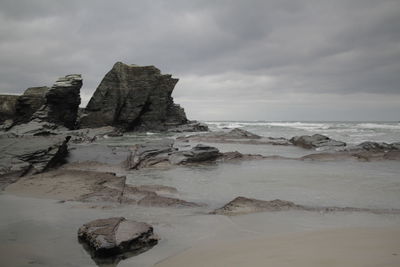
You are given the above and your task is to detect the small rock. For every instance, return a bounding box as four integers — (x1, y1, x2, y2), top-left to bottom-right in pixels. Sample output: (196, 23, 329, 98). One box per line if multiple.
(78, 217, 158, 265)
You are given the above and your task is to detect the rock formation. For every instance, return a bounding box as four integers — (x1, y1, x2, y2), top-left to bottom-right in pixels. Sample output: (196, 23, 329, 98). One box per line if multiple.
(80, 62, 189, 131)
(14, 86, 48, 124)
(0, 135, 70, 187)
(78, 217, 158, 265)
(32, 74, 82, 129)
(290, 134, 346, 149)
(0, 95, 18, 124)
(125, 140, 222, 169)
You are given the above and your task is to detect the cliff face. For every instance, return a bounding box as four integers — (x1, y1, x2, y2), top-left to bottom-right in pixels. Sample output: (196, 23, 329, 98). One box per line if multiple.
(80, 62, 187, 131)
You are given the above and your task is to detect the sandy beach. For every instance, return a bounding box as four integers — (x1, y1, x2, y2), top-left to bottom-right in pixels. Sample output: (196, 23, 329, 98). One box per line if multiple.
(156, 227, 400, 267)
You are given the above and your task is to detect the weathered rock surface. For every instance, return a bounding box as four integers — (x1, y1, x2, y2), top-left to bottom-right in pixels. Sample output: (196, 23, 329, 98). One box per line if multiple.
(126, 139, 174, 169)
(290, 134, 346, 149)
(212, 196, 400, 216)
(0, 135, 70, 181)
(80, 62, 188, 131)
(169, 144, 221, 165)
(32, 74, 82, 129)
(78, 217, 158, 265)
(0, 95, 19, 124)
(167, 121, 209, 132)
(177, 128, 291, 145)
(14, 86, 48, 124)
(126, 140, 222, 169)
(211, 197, 302, 215)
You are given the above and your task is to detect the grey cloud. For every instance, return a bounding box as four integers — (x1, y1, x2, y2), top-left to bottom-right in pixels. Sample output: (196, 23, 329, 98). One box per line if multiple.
(0, 0, 399, 120)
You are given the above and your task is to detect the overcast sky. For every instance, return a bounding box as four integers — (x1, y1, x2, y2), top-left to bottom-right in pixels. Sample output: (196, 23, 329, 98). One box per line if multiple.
(1, 0, 399, 121)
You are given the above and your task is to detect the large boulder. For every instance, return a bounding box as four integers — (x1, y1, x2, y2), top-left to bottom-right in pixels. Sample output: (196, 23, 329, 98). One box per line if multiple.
(32, 74, 82, 129)
(14, 86, 48, 124)
(78, 217, 158, 265)
(0, 95, 19, 124)
(80, 62, 188, 131)
(290, 134, 346, 149)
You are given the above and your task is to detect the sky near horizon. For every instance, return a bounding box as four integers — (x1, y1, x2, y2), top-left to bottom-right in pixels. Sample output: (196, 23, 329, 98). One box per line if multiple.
(0, 0, 399, 121)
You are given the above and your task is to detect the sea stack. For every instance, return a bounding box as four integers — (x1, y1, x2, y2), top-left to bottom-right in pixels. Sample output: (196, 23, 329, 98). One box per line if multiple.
(80, 62, 188, 131)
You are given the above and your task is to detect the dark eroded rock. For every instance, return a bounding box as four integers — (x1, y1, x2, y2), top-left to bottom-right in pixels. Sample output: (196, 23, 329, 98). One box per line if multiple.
(14, 86, 48, 124)
(78, 217, 158, 265)
(0, 95, 19, 124)
(80, 62, 188, 131)
(32, 74, 82, 129)
(290, 134, 346, 149)
(169, 144, 221, 165)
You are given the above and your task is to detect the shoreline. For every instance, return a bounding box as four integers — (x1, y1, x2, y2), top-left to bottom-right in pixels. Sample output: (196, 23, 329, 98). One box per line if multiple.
(155, 226, 400, 267)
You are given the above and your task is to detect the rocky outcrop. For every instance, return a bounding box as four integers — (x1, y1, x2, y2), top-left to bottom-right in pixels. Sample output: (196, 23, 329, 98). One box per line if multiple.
(0, 135, 70, 188)
(0, 95, 18, 124)
(14, 86, 48, 124)
(80, 62, 188, 131)
(78, 217, 158, 265)
(32, 74, 82, 129)
(212, 196, 400, 216)
(169, 144, 221, 165)
(177, 128, 291, 145)
(211, 197, 301, 215)
(126, 140, 222, 169)
(290, 134, 346, 149)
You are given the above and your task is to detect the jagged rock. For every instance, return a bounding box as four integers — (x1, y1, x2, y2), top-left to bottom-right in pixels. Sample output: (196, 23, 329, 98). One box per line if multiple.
(32, 74, 82, 129)
(211, 197, 301, 215)
(169, 144, 221, 165)
(0, 95, 18, 124)
(14, 86, 48, 124)
(0, 135, 70, 184)
(126, 139, 175, 169)
(80, 62, 188, 131)
(290, 134, 346, 149)
(78, 217, 158, 265)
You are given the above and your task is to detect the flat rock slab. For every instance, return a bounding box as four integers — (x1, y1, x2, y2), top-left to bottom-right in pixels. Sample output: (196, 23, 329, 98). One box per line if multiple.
(290, 134, 346, 149)
(177, 128, 292, 145)
(212, 196, 400, 216)
(78, 217, 158, 265)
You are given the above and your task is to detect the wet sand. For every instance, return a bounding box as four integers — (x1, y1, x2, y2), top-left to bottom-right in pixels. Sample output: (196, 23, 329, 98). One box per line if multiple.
(156, 227, 400, 267)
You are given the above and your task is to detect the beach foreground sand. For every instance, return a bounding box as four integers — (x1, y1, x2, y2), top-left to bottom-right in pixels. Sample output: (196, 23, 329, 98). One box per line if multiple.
(155, 227, 400, 267)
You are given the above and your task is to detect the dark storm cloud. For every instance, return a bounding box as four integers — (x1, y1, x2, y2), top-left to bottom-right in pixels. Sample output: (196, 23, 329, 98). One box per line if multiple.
(0, 0, 399, 120)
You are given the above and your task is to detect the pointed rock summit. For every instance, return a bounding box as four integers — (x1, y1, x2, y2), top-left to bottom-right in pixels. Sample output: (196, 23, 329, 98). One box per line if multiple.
(80, 62, 188, 131)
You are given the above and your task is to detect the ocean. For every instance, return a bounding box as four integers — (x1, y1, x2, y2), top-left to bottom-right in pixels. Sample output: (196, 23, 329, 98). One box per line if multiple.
(206, 121, 400, 144)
